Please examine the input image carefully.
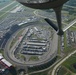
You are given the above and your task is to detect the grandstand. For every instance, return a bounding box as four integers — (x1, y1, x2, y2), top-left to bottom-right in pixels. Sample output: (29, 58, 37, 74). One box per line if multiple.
(0, 54, 17, 75)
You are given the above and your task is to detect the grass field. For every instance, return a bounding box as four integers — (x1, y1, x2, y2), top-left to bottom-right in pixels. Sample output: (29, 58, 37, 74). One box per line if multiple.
(62, 26, 76, 54)
(0, 1, 11, 9)
(66, 73, 71, 75)
(29, 56, 39, 61)
(63, 46, 76, 54)
(63, 53, 76, 73)
(0, 49, 3, 53)
(70, 25, 76, 31)
(58, 25, 76, 74)
(0, 1, 19, 20)
(30, 71, 48, 75)
(57, 66, 67, 75)
(10, 29, 24, 49)
(64, 32, 67, 48)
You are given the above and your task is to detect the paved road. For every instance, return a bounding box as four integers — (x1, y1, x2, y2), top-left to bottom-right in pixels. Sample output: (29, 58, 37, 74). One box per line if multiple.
(0, 1, 16, 11)
(4, 28, 29, 68)
(34, 10, 76, 32)
(0, 3, 19, 18)
(64, 5, 76, 9)
(52, 49, 76, 75)
(63, 19, 76, 31)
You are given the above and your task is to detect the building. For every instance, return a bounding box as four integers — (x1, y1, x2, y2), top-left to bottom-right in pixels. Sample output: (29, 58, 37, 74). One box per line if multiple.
(0, 54, 17, 75)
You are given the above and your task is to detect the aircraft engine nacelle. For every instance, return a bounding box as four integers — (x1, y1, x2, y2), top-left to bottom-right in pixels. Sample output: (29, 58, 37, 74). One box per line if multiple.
(16, 0, 69, 36)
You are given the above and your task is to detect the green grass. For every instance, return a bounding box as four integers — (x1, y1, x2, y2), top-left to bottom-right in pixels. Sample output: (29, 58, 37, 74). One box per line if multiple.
(61, 31, 75, 54)
(17, 53, 26, 60)
(0, 49, 4, 54)
(64, 32, 67, 48)
(31, 33, 37, 38)
(57, 36, 61, 54)
(10, 29, 24, 49)
(57, 66, 67, 75)
(63, 53, 76, 73)
(63, 46, 75, 54)
(0, 2, 18, 20)
(62, 26, 76, 54)
(69, 26, 76, 31)
(30, 71, 48, 75)
(66, 73, 71, 75)
(10, 38, 17, 48)
(29, 56, 39, 61)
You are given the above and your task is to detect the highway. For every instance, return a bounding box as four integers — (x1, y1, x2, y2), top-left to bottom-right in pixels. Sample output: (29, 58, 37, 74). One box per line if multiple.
(63, 19, 76, 31)
(52, 49, 76, 75)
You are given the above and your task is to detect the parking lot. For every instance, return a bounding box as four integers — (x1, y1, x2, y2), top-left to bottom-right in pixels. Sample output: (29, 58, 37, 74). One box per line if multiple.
(13, 25, 52, 63)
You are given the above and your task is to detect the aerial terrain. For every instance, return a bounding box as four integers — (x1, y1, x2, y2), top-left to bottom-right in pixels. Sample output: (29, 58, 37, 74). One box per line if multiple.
(0, 0, 76, 75)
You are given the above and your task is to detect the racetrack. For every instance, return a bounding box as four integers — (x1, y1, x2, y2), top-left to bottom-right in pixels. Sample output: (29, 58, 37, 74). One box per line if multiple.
(4, 22, 58, 69)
